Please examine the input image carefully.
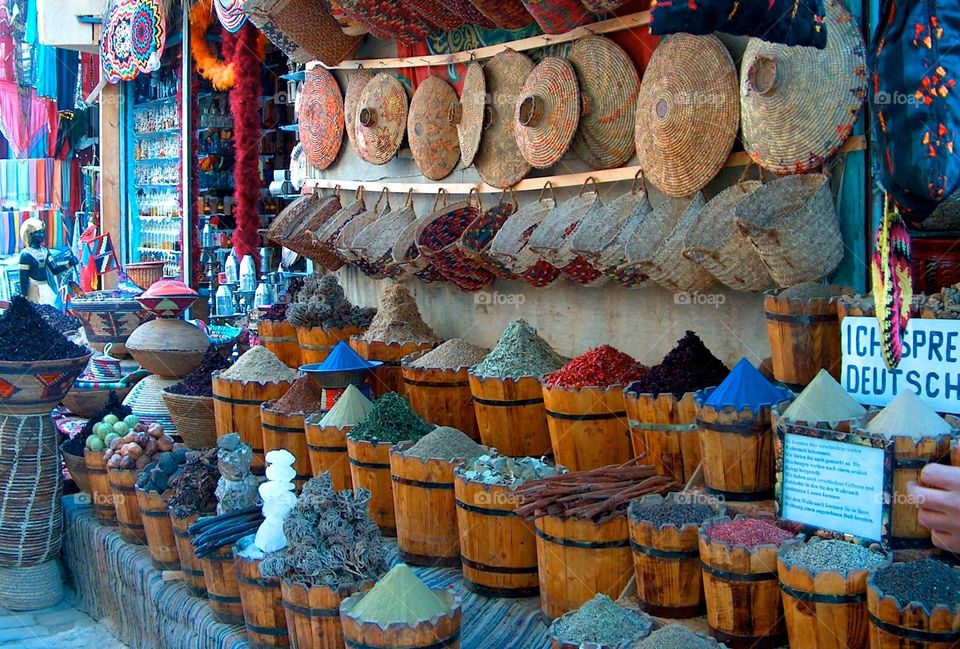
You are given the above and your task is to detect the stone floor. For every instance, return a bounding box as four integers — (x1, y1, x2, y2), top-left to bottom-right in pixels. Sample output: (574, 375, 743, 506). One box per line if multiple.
(0, 590, 127, 648)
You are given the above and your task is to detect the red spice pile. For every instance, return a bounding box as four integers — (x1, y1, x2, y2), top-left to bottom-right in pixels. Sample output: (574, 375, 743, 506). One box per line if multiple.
(272, 376, 323, 413)
(706, 518, 793, 548)
(544, 345, 647, 389)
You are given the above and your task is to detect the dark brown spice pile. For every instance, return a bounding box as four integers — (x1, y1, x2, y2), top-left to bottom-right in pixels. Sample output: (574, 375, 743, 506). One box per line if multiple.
(165, 447, 220, 518)
(628, 331, 728, 398)
(271, 376, 323, 413)
(166, 346, 232, 397)
(629, 500, 717, 529)
(62, 392, 132, 455)
(0, 296, 87, 361)
(871, 559, 960, 611)
(32, 303, 81, 334)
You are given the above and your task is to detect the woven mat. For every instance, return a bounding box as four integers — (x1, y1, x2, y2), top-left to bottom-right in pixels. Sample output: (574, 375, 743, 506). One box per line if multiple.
(63, 496, 553, 649)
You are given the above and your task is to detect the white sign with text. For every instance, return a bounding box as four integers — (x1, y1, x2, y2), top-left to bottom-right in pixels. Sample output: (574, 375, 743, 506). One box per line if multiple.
(780, 431, 887, 542)
(841, 316, 960, 413)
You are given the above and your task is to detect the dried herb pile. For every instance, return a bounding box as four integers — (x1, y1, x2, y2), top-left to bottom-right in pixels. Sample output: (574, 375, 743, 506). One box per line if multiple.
(348, 392, 432, 445)
(628, 499, 718, 530)
(286, 274, 375, 330)
(403, 426, 483, 460)
(778, 283, 848, 300)
(165, 447, 220, 518)
(407, 338, 488, 370)
(472, 319, 567, 379)
(550, 594, 652, 646)
(0, 296, 87, 361)
(259, 473, 387, 590)
(780, 539, 886, 575)
(166, 345, 232, 397)
(362, 285, 439, 343)
(628, 331, 728, 398)
(32, 303, 81, 334)
(219, 345, 298, 383)
(544, 345, 647, 389)
(515, 464, 680, 523)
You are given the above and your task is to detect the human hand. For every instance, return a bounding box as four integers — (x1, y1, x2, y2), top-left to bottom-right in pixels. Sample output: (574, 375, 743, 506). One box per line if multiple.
(908, 463, 960, 553)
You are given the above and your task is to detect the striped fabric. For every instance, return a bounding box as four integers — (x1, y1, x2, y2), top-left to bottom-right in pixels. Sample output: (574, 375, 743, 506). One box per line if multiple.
(63, 498, 553, 648)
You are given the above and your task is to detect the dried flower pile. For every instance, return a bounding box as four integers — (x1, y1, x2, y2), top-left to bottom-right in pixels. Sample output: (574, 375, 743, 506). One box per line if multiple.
(286, 274, 375, 330)
(544, 345, 647, 389)
(260, 473, 388, 590)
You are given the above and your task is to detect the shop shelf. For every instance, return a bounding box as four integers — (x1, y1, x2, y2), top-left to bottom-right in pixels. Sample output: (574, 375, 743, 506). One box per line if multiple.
(134, 158, 178, 164)
(133, 96, 178, 111)
(134, 127, 181, 138)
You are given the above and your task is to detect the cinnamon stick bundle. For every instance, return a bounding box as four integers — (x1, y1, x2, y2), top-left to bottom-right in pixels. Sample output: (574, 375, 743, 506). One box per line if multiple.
(515, 462, 681, 523)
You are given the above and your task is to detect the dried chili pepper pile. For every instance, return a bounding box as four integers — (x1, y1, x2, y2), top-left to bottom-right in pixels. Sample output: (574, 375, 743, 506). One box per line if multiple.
(543, 345, 647, 389)
(515, 464, 680, 523)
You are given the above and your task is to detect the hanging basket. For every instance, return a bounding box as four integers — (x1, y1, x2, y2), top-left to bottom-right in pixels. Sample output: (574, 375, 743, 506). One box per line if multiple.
(389, 208, 446, 284)
(528, 179, 607, 286)
(303, 188, 368, 271)
(354, 200, 417, 280)
(622, 193, 716, 293)
(336, 188, 391, 263)
(457, 191, 520, 280)
(415, 190, 492, 292)
(488, 183, 562, 288)
(735, 172, 843, 287)
(268, 190, 346, 271)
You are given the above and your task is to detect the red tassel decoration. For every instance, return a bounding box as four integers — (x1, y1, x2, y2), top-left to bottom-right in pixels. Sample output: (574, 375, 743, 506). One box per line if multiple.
(228, 23, 262, 260)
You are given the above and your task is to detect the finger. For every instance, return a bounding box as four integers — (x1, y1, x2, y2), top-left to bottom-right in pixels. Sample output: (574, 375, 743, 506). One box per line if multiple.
(931, 529, 960, 553)
(920, 464, 960, 491)
(918, 508, 956, 532)
(907, 483, 955, 513)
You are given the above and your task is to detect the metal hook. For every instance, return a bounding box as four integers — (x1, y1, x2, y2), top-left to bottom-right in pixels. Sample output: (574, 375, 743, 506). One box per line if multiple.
(630, 170, 647, 195)
(578, 176, 598, 197)
(538, 181, 556, 204)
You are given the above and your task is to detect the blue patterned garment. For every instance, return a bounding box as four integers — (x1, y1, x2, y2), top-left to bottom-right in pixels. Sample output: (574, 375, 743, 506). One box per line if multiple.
(651, 0, 827, 48)
(870, 0, 960, 221)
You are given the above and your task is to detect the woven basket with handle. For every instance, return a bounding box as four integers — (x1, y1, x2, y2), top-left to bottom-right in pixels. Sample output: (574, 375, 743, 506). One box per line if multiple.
(354, 191, 418, 279)
(735, 172, 842, 287)
(390, 207, 447, 284)
(682, 169, 772, 292)
(337, 188, 391, 263)
(488, 183, 563, 288)
(457, 192, 519, 281)
(415, 190, 491, 292)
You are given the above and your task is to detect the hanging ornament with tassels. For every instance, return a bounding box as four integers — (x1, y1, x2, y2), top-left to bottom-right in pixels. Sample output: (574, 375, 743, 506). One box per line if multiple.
(872, 195, 913, 369)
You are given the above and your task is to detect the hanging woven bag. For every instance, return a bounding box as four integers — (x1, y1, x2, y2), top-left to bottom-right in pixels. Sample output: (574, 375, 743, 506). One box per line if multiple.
(489, 183, 563, 288)
(268, 189, 345, 271)
(458, 190, 520, 281)
(390, 198, 447, 284)
(682, 166, 773, 292)
(354, 190, 419, 280)
(734, 172, 843, 287)
(621, 194, 715, 293)
(337, 188, 391, 263)
(415, 190, 493, 292)
(304, 186, 367, 270)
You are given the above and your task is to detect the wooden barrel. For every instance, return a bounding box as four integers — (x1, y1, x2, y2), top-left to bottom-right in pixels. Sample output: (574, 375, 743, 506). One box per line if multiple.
(135, 487, 179, 570)
(468, 373, 551, 457)
(453, 469, 538, 597)
(107, 468, 145, 544)
(281, 580, 364, 649)
(402, 351, 480, 441)
(84, 449, 117, 526)
(541, 384, 632, 472)
(201, 545, 244, 625)
(624, 388, 700, 484)
(391, 442, 461, 567)
(212, 373, 295, 476)
(697, 397, 789, 502)
(535, 513, 633, 619)
(867, 564, 960, 648)
(170, 512, 207, 597)
(700, 517, 786, 649)
(259, 319, 301, 369)
(260, 402, 313, 490)
(304, 417, 352, 491)
(235, 536, 289, 649)
(296, 325, 364, 365)
(764, 288, 848, 390)
(346, 437, 395, 535)
(340, 589, 462, 649)
(350, 337, 438, 397)
(628, 494, 715, 618)
(778, 540, 883, 649)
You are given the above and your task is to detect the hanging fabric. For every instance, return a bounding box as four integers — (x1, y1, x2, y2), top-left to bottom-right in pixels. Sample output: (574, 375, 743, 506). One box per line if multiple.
(872, 196, 913, 370)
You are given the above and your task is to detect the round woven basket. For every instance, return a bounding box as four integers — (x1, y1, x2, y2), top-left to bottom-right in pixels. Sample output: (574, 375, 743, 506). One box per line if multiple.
(125, 261, 164, 290)
(408, 76, 461, 180)
(62, 382, 134, 419)
(344, 70, 375, 158)
(514, 57, 580, 170)
(635, 33, 739, 197)
(682, 179, 773, 292)
(457, 61, 485, 168)
(402, 0, 463, 29)
(354, 72, 409, 165)
(740, 0, 867, 174)
(415, 193, 491, 292)
(0, 561, 62, 611)
(299, 67, 344, 170)
(457, 195, 520, 280)
(161, 391, 217, 450)
(123, 375, 180, 438)
(567, 36, 639, 170)
(735, 172, 843, 286)
(475, 50, 534, 189)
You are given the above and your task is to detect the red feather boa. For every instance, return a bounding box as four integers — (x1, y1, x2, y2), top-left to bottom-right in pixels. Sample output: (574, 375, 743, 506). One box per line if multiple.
(228, 23, 263, 260)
